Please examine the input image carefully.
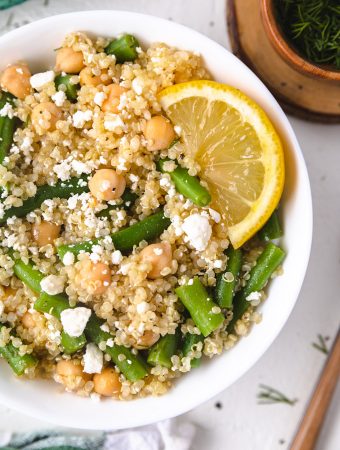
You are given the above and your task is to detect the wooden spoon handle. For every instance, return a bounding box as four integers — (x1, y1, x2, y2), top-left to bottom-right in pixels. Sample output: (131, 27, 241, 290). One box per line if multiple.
(290, 328, 340, 450)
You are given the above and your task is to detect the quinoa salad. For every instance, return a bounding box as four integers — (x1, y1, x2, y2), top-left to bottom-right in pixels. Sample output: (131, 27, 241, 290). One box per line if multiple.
(0, 32, 285, 400)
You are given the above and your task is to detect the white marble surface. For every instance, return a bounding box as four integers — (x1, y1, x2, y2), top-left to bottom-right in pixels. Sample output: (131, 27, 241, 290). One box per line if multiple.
(0, 1, 339, 449)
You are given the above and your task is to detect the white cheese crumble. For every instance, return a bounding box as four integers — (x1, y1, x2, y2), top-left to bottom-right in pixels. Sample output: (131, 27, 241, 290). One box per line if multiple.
(209, 208, 221, 223)
(83, 343, 103, 374)
(111, 250, 123, 265)
(0, 103, 14, 118)
(94, 91, 105, 106)
(30, 71, 55, 89)
(72, 110, 92, 128)
(245, 291, 262, 302)
(62, 252, 75, 266)
(60, 307, 91, 337)
(182, 213, 212, 251)
(136, 301, 149, 314)
(52, 90, 66, 107)
(40, 275, 64, 295)
(213, 260, 223, 269)
(132, 78, 143, 95)
(104, 115, 124, 132)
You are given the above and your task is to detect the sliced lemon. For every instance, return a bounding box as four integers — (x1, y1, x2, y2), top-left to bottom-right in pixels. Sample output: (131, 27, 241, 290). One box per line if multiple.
(158, 80, 285, 248)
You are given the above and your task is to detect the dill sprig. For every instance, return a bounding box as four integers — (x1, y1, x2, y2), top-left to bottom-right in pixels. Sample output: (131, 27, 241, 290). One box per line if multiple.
(274, 0, 340, 70)
(312, 334, 330, 354)
(257, 384, 298, 405)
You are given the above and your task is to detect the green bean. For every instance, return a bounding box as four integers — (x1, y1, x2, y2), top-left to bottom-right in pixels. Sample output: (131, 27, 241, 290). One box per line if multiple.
(157, 159, 211, 207)
(258, 211, 283, 241)
(182, 333, 204, 368)
(12, 258, 44, 293)
(0, 92, 18, 164)
(176, 278, 224, 337)
(57, 210, 171, 260)
(54, 74, 79, 102)
(85, 315, 148, 381)
(0, 326, 38, 375)
(227, 243, 286, 332)
(0, 175, 89, 225)
(96, 189, 138, 219)
(11, 257, 86, 354)
(34, 292, 69, 318)
(215, 247, 242, 309)
(105, 34, 140, 63)
(61, 331, 86, 354)
(147, 332, 180, 368)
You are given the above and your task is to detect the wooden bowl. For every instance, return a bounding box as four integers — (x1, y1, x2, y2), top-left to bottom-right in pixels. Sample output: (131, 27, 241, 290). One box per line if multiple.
(261, 0, 340, 82)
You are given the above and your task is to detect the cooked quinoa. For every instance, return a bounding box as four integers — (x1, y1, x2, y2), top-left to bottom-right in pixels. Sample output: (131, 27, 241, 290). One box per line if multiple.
(0, 32, 283, 401)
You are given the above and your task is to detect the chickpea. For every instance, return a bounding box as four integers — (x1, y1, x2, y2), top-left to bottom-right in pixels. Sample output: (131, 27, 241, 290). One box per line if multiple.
(78, 258, 111, 295)
(79, 67, 111, 87)
(55, 47, 85, 73)
(56, 359, 91, 381)
(102, 84, 127, 113)
(140, 242, 172, 279)
(32, 221, 61, 247)
(136, 330, 160, 349)
(21, 311, 36, 328)
(89, 169, 126, 202)
(31, 102, 62, 134)
(93, 367, 121, 397)
(144, 115, 175, 151)
(0, 63, 31, 99)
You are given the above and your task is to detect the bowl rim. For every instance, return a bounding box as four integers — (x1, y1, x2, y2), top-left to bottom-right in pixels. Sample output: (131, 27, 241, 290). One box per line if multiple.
(0, 10, 313, 430)
(261, 0, 340, 82)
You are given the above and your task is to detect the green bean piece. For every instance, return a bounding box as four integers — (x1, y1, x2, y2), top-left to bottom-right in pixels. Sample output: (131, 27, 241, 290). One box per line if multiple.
(12, 258, 44, 293)
(215, 248, 242, 309)
(0, 92, 18, 164)
(54, 74, 79, 102)
(105, 34, 140, 63)
(158, 159, 211, 207)
(96, 189, 138, 219)
(58, 210, 171, 260)
(182, 333, 204, 368)
(61, 331, 87, 354)
(34, 292, 69, 319)
(147, 332, 180, 368)
(0, 175, 89, 225)
(227, 243, 286, 332)
(85, 315, 148, 381)
(258, 211, 283, 241)
(176, 278, 224, 337)
(0, 326, 38, 375)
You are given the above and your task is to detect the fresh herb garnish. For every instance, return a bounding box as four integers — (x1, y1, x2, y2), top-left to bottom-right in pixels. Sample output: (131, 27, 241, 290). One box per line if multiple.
(312, 334, 330, 355)
(257, 384, 298, 405)
(274, 0, 340, 70)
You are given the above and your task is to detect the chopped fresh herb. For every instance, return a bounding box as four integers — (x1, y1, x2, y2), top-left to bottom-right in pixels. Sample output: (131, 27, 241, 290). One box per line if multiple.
(312, 334, 330, 355)
(274, 0, 340, 70)
(257, 384, 298, 405)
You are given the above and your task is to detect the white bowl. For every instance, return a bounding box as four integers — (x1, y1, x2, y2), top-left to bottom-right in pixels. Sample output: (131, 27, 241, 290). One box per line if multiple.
(0, 11, 312, 430)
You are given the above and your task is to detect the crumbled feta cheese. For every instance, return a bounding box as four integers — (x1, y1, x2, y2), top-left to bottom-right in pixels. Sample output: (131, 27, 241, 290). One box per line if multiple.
(136, 301, 149, 314)
(182, 213, 212, 251)
(71, 159, 91, 175)
(245, 291, 262, 302)
(72, 110, 92, 128)
(100, 323, 110, 333)
(40, 275, 64, 295)
(0, 103, 14, 118)
(63, 252, 75, 266)
(106, 338, 114, 347)
(52, 90, 66, 107)
(54, 160, 71, 181)
(214, 260, 223, 269)
(94, 91, 105, 106)
(104, 115, 124, 132)
(111, 250, 123, 265)
(60, 307, 91, 337)
(209, 208, 221, 223)
(30, 71, 55, 89)
(132, 78, 143, 95)
(83, 343, 103, 374)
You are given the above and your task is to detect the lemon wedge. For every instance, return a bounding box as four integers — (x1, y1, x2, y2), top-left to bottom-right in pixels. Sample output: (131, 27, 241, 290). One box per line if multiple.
(158, 80, 285, 248)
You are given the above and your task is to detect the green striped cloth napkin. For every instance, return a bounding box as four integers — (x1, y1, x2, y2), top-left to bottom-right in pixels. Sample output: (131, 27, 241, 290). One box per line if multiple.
(0, 0, 27, 9)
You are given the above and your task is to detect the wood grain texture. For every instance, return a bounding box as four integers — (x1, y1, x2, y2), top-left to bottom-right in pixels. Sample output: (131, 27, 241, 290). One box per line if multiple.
(227, 0, 340, 123)
(291, 329, 340, 450)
